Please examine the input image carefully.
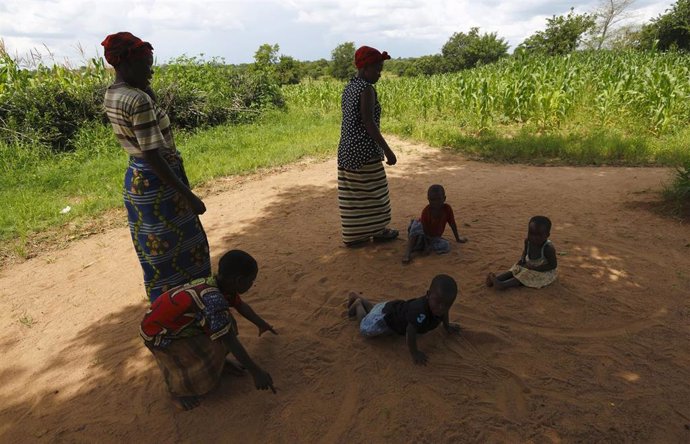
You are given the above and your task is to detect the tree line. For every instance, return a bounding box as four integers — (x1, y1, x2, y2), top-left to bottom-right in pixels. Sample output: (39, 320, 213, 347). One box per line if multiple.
(248, 0, 690, 83)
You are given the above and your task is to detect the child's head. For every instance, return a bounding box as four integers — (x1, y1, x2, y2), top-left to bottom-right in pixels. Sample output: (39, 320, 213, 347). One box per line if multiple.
(426, 274, 458, 317)
(216, 250, 258, 294)
(527, 216, 552, 245)
(427, 184, 446, 210)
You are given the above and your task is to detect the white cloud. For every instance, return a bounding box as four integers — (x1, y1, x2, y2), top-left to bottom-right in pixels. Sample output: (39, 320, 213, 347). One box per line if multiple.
(0, 0, 673, 64)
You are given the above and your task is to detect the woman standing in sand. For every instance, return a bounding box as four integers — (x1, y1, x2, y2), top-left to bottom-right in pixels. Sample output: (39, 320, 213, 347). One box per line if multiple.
(102, 32, 211, 301)
(337, 46, 399, 247)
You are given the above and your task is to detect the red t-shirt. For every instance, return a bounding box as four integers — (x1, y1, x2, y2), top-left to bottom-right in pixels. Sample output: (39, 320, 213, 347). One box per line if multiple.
(420, 204, 455, 237)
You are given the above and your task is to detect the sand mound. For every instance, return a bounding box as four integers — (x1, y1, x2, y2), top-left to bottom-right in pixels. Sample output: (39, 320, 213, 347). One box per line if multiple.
(1, 138, 689, 443)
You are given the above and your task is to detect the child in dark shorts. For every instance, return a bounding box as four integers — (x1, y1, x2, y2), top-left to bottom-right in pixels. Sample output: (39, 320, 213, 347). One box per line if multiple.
(347, 274, 460, 365)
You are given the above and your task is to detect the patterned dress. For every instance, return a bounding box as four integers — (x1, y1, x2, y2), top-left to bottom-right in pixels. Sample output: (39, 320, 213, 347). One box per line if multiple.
(337, 77, 391, 244)
(104, 84, 211, 301)
(509, 240, 558, 288)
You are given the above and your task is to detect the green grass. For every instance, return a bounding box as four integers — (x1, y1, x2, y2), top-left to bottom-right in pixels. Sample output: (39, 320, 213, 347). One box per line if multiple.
(382, 115, 690, 165)
(0, 108, 340, 246)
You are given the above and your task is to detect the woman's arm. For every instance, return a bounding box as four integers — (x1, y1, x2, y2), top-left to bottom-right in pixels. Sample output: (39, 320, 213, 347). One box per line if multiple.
(141, 149, 206, 214)
(359, 86, 396, 165)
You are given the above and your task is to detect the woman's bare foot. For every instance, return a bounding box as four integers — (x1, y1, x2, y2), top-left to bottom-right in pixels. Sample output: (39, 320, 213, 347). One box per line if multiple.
(486, 273, 496, 288)
(172, 395, 200, 411)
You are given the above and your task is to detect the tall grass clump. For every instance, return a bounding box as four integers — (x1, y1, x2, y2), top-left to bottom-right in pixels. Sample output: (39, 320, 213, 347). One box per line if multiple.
(664, 162, 690, 216)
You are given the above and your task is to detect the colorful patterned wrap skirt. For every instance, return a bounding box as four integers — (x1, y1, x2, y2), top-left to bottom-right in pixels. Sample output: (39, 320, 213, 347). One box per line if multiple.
(124, 156, 211, 302)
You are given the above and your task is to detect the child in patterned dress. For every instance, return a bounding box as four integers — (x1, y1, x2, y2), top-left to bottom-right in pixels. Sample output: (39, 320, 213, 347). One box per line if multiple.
(486, 216, 558, 290)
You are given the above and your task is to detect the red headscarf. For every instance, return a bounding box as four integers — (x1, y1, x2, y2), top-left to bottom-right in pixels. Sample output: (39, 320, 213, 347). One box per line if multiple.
(101, 32, 153, 67)
(354, 46, 391, 69)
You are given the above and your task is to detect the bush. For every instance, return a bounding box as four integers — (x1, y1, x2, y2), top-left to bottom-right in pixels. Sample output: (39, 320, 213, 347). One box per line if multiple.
(0, 52, 284, 151)
(442, 28, 509, 71)
(664, 162, 690, 214)
(639, 0, 690, 51)
(154, 55, 284, 129)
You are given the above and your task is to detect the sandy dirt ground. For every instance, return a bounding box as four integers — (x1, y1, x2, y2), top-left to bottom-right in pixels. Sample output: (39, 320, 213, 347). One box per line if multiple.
(1, 137, 689, 443)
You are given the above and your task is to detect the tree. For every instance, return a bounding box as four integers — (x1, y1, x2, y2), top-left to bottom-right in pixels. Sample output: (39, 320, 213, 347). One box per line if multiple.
(330, 42, 356, 80)
(253, 43, 279, 73)
(441, 28, 509, 71)
(608, 24, 645, 50)
(639, 0, 690, 51)
(302, 59, 330, 79)
(519, 8, 596, 55)
(412, 54, 447, 76)
(587, 0, 636, 49)
(275, 55, 300, 85)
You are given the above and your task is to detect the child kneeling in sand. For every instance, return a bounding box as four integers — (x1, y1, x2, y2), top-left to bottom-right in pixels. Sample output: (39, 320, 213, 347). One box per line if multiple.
(487, 216, 558, 290)
(140, 250, 277, 410)
(348, 274, 461, 365)
(402, 184, 467, 264)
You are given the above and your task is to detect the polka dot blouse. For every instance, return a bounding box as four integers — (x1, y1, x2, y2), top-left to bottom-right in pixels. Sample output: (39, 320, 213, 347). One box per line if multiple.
(337, 76, 384, 171)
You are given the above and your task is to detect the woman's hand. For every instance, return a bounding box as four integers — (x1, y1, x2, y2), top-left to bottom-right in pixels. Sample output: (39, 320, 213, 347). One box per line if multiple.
(385, 150, 397, 166)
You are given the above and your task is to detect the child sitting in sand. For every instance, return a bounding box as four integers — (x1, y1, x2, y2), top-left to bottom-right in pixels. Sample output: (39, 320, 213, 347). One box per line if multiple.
(347, 274, 461, 365)
(402, 184, 467, 264)
(140, 250, 277, 410)
(486, 216, 558, 290)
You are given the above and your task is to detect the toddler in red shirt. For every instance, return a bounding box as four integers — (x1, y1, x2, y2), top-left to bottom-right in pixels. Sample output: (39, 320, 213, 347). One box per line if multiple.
(402, 184, 467, 264)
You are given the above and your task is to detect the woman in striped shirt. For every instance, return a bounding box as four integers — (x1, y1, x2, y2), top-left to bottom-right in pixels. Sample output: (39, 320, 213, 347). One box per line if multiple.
(102, 32, 211, 302)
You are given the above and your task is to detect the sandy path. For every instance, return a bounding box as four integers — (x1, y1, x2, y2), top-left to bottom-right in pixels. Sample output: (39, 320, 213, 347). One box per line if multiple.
(1, 138, 689, 443)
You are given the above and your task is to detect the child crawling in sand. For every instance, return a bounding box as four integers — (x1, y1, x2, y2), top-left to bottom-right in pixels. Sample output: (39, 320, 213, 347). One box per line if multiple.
(486, 216, 558, 290)
(347, 274, 461, 365)
(402, 184, 467, 264)
(140, 250, 277, 410)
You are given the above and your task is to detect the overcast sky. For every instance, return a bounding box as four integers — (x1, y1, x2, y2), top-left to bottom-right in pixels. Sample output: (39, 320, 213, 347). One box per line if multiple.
(0, 0, 672, 65)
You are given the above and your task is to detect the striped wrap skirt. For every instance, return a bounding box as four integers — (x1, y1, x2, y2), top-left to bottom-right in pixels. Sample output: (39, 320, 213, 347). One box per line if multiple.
(124, 156, 211, 302)
(338, 160, 392, 244)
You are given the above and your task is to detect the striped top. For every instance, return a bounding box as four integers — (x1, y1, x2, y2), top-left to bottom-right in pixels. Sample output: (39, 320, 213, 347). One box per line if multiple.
(104, 84, 179, 161)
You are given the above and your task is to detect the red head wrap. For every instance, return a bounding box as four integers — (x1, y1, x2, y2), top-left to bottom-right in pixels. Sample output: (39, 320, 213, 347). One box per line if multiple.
(354, 46, 391, 69)
(101, 32, 153, 67)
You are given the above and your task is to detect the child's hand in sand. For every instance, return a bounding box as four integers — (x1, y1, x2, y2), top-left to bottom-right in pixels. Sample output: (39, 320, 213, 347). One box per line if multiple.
(444, 323, 461, 335)
(258, 322, 278, 336)
(251, 368, 276, 394)
(412, 350, 428, 366)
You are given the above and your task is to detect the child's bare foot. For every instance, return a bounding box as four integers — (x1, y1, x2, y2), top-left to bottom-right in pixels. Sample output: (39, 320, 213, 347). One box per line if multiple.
(347, 292, 360, 318)
(402, 254, 411, 264)
(486, 273, 496, 288)
(172, 395, 200, 411)
(457, 236, 468, 243)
